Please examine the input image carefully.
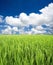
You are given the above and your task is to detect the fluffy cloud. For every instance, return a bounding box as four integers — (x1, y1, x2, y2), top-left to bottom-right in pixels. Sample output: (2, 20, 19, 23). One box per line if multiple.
(1, 26, 19, 34)
(12, 27, 18, 32)
(19, 13, 29, 25)
(5, 16, 22, 26)
(5, 3, 53, 27)
(39, 3, 53, 26)
(31, 27, 46, 34)
(0, 3, 53, 34)
(2, 26, 12, 34)
(35, 26, 44, 31)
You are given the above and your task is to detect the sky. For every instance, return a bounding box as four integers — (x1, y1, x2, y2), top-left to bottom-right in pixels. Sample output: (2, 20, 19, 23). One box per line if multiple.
(0, 0, 53, 16)
(0, 0, 53, 34)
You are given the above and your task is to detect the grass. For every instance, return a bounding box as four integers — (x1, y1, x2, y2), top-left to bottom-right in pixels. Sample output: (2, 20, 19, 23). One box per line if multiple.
(0, 35, 53, 65)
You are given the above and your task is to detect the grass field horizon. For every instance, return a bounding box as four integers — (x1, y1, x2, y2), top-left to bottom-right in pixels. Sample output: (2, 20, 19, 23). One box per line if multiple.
(0, 35, 53, 65)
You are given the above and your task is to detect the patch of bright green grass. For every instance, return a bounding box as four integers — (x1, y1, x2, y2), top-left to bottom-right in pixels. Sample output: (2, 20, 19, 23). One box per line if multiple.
(0, 35, 53, 65)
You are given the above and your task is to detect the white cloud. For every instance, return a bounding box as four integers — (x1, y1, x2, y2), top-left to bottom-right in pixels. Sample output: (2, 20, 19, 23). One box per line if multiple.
(12, 27, 18, 32)
(19, 3, 53, 26)
(1, 3, 53, 34)
(5, 3, 53, 27)
(39, 3, 53, 26)
(19, 13, 29, 25)
(35, 26, 44, 31)
(31, 27, 46, 34)
(40, 3, 53, 17)
(2, 26, 12, 34)
(5, 16, 22, 26)
(1, 26, 19, 34)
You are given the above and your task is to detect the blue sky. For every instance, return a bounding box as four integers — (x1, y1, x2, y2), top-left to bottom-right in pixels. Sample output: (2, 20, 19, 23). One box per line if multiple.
(0, 0, 53, 16)
(0, 0, 53, 34)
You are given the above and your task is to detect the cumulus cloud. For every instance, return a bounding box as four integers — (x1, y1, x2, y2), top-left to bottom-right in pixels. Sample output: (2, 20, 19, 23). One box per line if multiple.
(19, 13, 29, 25)
(2, 26, 12, 34)
(31, 27, 46, 34)
(12, 27, 18, 32)
(5, 3, 53, 27)
(0, 3, 53, 34)
(5, 16, 22, 26)
(39, 3, 53, 26)
(35, 26, 44, 31)
(1, 26, 19, 34)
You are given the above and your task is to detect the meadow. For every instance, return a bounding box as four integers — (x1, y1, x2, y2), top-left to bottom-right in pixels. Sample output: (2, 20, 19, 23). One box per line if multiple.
(0, 35, 53, 65)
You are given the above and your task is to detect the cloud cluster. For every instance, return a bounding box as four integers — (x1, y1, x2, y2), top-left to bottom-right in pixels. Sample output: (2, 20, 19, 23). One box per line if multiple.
(0, 3, 53, 34)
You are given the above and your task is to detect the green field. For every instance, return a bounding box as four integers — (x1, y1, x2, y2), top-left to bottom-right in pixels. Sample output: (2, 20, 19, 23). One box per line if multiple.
(0, 35, 53, 65)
